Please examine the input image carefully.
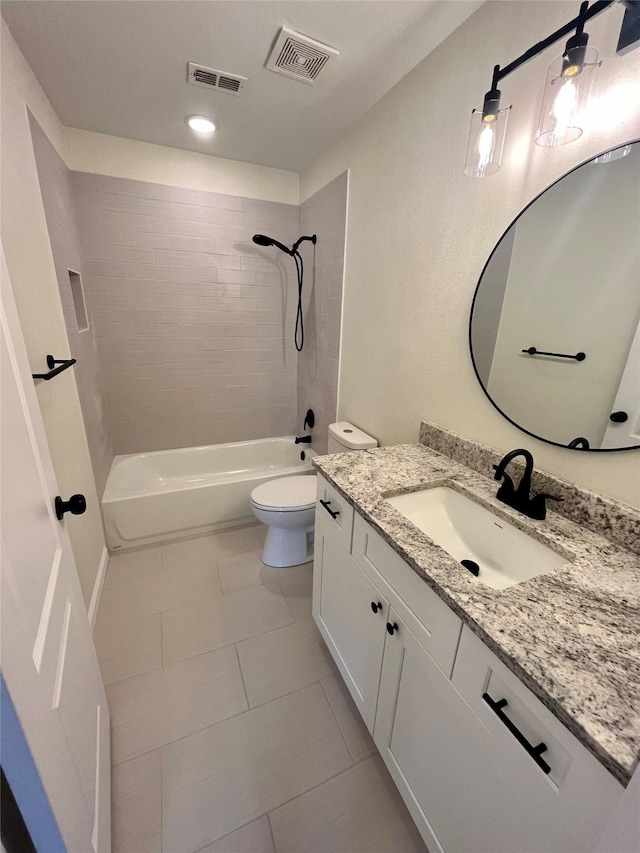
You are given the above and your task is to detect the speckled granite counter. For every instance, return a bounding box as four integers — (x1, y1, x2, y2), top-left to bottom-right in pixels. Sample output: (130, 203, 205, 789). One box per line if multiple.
(312, 442, 640, 787)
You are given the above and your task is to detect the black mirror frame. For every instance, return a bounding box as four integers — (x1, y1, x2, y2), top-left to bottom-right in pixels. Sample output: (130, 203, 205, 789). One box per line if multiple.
(468, 139, 640, 453)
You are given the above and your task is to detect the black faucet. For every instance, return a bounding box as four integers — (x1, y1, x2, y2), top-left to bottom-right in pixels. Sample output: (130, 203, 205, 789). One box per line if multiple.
(493, 449, 563, 520)
(295, 435, 312, 444)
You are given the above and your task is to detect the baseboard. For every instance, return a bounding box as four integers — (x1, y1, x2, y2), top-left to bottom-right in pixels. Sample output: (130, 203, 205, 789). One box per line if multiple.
(88, 546, 109, 630)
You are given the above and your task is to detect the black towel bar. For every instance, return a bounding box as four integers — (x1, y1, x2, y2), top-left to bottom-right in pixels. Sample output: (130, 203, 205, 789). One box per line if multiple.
(522, 347, 585, 361)
(32, 355, 77, 381)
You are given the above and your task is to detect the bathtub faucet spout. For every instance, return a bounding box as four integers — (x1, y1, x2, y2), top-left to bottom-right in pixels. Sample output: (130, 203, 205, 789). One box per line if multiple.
(295, 435, 312, 444)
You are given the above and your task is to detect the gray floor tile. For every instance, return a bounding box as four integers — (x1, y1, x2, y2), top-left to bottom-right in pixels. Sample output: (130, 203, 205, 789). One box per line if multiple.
(106, 545, 162, 585)
(108, 646, 248, 764)
(321, 675, 376, 764)
(237, 620, 335, 707)
(162, 527, 262, 570)
(277, 563, 313, 622)
(269, 756, 427, 853)
(95, 612, 161, 686)
(161, 683, 353, 852)
(99, 560, 222, 625)
(198, 817, 275, 853)
(162, 583, 294, 665)
(112, 750, 162, 853)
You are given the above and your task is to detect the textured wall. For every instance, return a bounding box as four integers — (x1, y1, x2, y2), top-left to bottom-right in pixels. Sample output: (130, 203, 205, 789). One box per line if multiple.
(30, 117, 114, 497)
(297, 173, 348, 454)
(73, 173, 300, 453)
(65, 127, 299, 205)
(301, 1, 640, 507)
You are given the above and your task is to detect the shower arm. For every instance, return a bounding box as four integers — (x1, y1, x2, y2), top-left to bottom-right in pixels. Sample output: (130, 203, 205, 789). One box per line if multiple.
(291, 235, 317, 254)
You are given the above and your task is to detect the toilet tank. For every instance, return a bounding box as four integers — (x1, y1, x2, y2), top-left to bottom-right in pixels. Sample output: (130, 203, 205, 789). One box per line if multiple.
(327, 422, 378, 454)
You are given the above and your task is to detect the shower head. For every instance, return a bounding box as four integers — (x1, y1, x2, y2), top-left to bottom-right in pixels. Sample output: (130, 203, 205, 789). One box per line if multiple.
(251, 233, 317, 353)
(252, 234, 292, 255)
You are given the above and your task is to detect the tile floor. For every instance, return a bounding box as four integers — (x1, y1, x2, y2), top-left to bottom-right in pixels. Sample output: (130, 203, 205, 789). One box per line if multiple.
(95, 525, 427, 853)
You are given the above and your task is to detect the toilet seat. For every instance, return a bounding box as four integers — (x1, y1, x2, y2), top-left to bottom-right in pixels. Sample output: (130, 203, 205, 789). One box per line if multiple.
(250, 475, 317, 512)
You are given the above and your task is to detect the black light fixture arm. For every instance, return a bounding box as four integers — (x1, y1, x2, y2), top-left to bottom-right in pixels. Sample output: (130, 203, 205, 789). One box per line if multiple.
(489, 0, 613, 89)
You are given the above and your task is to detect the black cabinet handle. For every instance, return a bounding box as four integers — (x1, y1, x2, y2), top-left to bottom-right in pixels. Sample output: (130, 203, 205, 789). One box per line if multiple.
(371, 601, 382, 614)
(386, 622, 398, 636)
(610, 411, 629, 423)
(482, 693, 551, 774)
(32, 354, 77, 381)
(55, 494, 87, 521)
(319, 499, 340, 519)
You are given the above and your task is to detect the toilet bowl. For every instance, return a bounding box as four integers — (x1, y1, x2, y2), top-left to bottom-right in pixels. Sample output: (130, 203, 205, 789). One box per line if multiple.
(250, 422, 378, 567)
(250, 475, 317, 567)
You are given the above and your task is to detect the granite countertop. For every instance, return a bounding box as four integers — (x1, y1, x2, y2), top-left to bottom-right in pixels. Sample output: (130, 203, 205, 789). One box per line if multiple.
(312, 443, 640, 787)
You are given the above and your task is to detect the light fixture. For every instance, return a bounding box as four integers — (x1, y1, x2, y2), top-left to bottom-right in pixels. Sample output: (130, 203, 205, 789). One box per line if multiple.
(535, 22, 601, 146)
(464, 83, 511, 177)
(185, 115, 216, 134)
(464, 0, 628, 177)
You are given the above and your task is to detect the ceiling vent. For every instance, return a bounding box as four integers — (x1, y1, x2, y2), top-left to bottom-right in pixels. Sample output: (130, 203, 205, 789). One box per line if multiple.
(266, 27, 339, 85)
(187, 62, 247, 96)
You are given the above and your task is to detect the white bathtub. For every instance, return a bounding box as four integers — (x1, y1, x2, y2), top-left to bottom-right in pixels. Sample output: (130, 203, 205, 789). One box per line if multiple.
(102, 437, 316, 551)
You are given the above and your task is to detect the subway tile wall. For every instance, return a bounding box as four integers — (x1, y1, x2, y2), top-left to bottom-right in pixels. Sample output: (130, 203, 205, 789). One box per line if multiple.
(72, 173, 301, 454)
(297, 173, 348, 454)
(30, 116, 114, 496)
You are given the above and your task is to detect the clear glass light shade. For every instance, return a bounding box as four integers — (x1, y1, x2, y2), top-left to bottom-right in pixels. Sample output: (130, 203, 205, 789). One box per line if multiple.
(535, 47, 600, 147)
(464, 104, 510, 178)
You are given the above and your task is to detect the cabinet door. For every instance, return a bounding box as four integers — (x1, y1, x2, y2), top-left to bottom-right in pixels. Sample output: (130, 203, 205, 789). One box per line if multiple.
(312, 513, 388, 731)
(374, 608, 545, 853)
(375, 611, 621, 853)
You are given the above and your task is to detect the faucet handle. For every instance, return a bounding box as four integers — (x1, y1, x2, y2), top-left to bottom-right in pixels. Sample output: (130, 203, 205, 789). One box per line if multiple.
(536, 493, 564, 505)
(528, 492, 564, 520)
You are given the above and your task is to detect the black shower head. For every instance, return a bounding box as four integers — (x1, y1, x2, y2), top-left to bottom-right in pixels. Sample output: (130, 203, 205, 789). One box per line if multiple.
(252, 234, 292, 255)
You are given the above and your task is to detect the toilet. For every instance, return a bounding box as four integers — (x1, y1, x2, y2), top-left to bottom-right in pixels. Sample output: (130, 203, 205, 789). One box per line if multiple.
(250, 422, 378, 567)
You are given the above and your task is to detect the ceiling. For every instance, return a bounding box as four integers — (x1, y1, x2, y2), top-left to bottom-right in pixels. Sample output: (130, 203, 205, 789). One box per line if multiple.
(2, 0, 482, 172)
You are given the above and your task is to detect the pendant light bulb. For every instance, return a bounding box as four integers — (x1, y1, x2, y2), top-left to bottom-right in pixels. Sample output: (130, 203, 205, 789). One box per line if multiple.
(536, 30, 600, 147)
(464, 88, 511, 178)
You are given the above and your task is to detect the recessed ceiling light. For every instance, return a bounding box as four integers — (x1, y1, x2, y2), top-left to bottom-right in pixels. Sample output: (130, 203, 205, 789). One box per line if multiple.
(185, 115, 216, 134)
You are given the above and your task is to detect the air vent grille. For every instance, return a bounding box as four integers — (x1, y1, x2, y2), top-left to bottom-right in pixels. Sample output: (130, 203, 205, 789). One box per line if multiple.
(266, 27, 339, 85)
(187, 63, 246, 96)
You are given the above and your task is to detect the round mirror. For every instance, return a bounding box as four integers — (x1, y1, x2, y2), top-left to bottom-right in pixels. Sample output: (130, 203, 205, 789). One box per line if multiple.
(470, 141, 640, 452)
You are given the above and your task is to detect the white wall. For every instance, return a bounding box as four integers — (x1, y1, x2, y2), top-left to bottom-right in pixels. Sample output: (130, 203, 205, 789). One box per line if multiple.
(64, 127, 299, 205)
(1, 20, 106, 605)
(301, 1, 640, 507)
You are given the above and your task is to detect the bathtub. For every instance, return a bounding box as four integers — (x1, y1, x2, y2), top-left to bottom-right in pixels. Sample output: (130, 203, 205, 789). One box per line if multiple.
(102, 437, 316, 551)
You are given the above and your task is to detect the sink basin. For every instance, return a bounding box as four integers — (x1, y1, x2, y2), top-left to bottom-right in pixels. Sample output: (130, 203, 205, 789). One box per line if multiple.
(385, 486, 568, 590)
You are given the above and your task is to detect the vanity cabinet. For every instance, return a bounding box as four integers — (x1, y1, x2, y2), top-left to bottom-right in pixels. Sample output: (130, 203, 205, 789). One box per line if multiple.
(312, 475, 624, 853)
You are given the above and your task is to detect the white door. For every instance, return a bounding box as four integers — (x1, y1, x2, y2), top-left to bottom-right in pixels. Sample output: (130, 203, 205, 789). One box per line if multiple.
(1, 246, 110, 852)
(601, 319, 640, 448)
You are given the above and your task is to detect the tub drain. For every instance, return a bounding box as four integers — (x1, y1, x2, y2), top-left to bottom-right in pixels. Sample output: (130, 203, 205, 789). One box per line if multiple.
(461, 559, 480, 577)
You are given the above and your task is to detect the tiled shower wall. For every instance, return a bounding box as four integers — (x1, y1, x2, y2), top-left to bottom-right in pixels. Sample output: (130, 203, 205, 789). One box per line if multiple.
(73, 174, 300, 454)
(30, 116, 114, 496)
(297, 173, 348, 454)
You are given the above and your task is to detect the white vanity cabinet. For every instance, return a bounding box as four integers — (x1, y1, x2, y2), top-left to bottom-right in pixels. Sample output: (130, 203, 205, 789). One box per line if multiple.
(312, 475, 625, 853)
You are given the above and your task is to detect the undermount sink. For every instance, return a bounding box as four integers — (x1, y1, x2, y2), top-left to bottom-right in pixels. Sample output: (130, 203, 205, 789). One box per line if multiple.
(386, 486, 568, 590)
